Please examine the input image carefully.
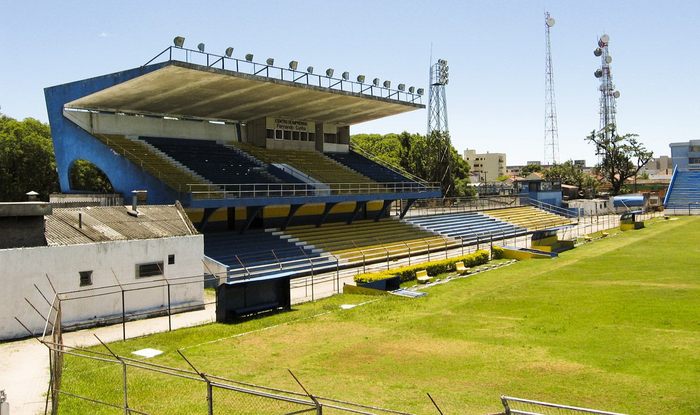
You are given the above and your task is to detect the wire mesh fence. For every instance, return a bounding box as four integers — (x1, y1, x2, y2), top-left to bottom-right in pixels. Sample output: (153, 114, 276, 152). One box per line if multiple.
(501, 396, 628, 415)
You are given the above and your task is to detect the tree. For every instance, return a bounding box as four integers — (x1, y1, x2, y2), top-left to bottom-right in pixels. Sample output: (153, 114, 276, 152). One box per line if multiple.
(520, 163, 542, 176)
(0, 114, 59, 201)
(351, 131, 474, 197)
(585, 125, 653, 195)
(69, 160, 114, 193)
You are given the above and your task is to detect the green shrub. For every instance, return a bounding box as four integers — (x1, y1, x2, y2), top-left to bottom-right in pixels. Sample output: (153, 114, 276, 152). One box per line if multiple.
(491, 245, 505, 259)
(354, 250, 490, 284)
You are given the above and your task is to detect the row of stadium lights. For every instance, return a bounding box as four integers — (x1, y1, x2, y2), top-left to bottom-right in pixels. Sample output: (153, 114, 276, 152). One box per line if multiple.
(173, 36, 424, 95)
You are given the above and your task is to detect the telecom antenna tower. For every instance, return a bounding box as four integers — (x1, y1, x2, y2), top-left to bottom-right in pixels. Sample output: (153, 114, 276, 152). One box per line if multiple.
(593, 34, 621, 145)
(544, 12, 559, 165)
(427, 58, 449, 136)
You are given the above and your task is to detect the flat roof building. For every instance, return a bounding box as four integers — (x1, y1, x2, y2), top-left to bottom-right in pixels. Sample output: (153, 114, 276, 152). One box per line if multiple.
(463, 149, 506, 182)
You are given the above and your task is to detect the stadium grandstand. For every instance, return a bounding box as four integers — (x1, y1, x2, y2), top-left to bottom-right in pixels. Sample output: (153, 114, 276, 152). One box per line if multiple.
(45, 39, 576, 315)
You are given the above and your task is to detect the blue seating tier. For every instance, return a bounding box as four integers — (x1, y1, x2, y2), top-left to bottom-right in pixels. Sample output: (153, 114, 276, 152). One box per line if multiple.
(325, 151, 412, 183)
(403, 211, 527, 244)
(665, 171, 700, 209)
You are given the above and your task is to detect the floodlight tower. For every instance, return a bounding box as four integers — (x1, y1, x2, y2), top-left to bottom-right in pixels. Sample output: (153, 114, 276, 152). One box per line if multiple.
(427, 59, 449, 137)
(543, 12, 560, 165)
(593, 34, 621, 144)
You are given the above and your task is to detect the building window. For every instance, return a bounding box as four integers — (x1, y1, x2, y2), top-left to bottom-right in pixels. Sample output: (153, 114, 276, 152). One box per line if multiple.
(292, 131, 300, 141)
(79, 270, 93, 287)
(136, 262, 164, 278)
(275, 129, 283, 140)
(168, 254, 175, 265)
(308, 133, 316, 141)
(266, 129, 274, 139)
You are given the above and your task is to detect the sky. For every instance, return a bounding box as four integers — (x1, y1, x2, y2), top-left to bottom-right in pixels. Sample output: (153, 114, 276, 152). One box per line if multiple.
(1, 0, 698, 165)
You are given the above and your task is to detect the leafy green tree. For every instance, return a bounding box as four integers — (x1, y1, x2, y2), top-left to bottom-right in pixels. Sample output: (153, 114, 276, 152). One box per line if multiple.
(69, 160, 114, 193)
(351, 131, 473, 197)
(585, 125, 653, 195)
(0, 114, 59, 201)
(520, 164, 542, 176)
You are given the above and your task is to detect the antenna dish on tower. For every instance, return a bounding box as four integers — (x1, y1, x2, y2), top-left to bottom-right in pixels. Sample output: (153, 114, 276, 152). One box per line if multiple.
(594, 47, 602, 57)
(546, 17, 555, 27)
(605, 55, 612, 64)
(594, 69, 603, 78)
(613, 90, 620, 98)
(600, 34, 610, 43)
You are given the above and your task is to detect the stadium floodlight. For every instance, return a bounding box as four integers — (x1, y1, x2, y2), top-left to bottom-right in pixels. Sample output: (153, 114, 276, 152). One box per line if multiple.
(245, 53, 254, 62)
(416, 88, 424, 95)
(357, 75, 365, 83)
(325, 68, 334, 77)
(224, 47, 234, 58)
(383, 80, 391, 88)
(342, 71, 350, 80)
(266, 58, 275, 66)
(307, 66, 314, 74)
(197, 43, 205, 52)
(398, 83, 405, 91)
(289, 60, 299, 70)
(408, 86, 415, 93)
(173, 36, 185, 48)
(372, 78, 380, 86)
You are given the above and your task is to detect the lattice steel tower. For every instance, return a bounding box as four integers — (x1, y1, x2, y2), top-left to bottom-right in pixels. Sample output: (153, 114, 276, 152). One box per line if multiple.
(427, 59, 449, 136)
(544, 12, 560, 165)
(593, 34, 620, 145)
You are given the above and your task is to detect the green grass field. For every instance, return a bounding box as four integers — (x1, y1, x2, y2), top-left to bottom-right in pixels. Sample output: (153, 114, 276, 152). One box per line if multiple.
(60, 217, 700, 414)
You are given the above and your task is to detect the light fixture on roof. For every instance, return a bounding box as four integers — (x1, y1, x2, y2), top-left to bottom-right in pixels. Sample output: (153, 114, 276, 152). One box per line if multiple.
(289, 60, 299, 70)
(224, 47, 234, 58)
(383, 80, 391, 88)
(307, 66, 314, 74)
(372, 78, 380, 86)
(173, 36, 185, 48)
(417, 88, 424, 95)
(357, 74, 365, 83)
(197, 43, 205, 52)
(408, 86, 415, 93)
(325, 68, 334, 77)
(342, 71, 350, 80)
(266, 58, 275, 66)
(398, 83, 405, 91)
(245, 53, 254, 62)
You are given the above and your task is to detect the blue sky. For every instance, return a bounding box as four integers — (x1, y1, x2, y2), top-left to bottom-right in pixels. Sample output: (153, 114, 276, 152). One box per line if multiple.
(1, 0, 698, 165)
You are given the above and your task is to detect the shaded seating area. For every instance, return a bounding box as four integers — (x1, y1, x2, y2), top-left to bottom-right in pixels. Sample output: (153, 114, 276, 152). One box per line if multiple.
(403, 211, 527, 244)
(278, 219, 455, 264)
(665, 171, 700, 210)
(204, 230, 336, 281)
(142, 137, 301, 184)
(325, 151, 412, 183)
(93, 134, 209, 191)
(234, 143, 376, 185)
(483, 206, 572, 230)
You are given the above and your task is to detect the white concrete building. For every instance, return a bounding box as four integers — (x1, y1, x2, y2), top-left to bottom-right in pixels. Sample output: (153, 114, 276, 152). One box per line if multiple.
(463, 149, 506, 182)
(0, 202, 204, 340)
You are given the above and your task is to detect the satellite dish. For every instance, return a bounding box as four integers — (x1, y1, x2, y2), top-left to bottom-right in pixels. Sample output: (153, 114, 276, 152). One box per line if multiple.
(594, 47, 602, 57)
(594, 69, 603, 78)
(600, 34, 610, 43)
(546, 17, 555, 27)
(613, 90, 620, 98)
(605, 55, 613, 64)
(224, 47, 234, 58)
(197, 43, 205, 52)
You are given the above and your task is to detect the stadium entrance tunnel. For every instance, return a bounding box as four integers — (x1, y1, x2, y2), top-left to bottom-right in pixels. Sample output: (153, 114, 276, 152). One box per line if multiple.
(68, 159, 115, 193)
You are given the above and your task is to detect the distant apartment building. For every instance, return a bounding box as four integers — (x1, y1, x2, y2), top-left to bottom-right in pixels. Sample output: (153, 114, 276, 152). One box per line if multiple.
(670, 140, 700, 171)
(463, 149, 506, 182)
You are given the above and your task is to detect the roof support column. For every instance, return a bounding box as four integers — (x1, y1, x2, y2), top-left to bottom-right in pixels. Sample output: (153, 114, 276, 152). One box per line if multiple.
(399, 199, 417, 219)
(347, 201, 367, 225)
(198, 207, 219, 231)
(317, 202, 338, 227)
(374, 200, 393, 221)
(281, 204, 303, 230)
(240, 206, 263, 234)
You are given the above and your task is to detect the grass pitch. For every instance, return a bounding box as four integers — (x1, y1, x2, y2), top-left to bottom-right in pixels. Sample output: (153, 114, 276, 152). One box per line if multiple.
(60, 217, 700, 414)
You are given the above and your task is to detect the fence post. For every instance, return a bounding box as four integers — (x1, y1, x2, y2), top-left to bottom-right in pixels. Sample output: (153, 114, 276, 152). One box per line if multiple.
(166, 279, 172, 332)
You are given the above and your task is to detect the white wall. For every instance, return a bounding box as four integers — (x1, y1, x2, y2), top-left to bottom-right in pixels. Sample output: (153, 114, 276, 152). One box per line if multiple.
(0, 235, 204, 340)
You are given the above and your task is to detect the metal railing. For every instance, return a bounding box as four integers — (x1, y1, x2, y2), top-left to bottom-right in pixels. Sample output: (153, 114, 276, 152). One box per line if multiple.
(188, 181, 440, 200)
(144, 46, 424, 104)
(502, 396, 628, 415)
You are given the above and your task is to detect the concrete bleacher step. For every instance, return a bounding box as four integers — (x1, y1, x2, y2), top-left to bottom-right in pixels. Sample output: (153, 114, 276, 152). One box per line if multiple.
(135, 138, 211, 184)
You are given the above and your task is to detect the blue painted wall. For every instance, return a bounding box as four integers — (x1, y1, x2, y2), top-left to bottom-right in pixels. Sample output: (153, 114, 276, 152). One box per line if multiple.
(44, 63, 183, 204)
